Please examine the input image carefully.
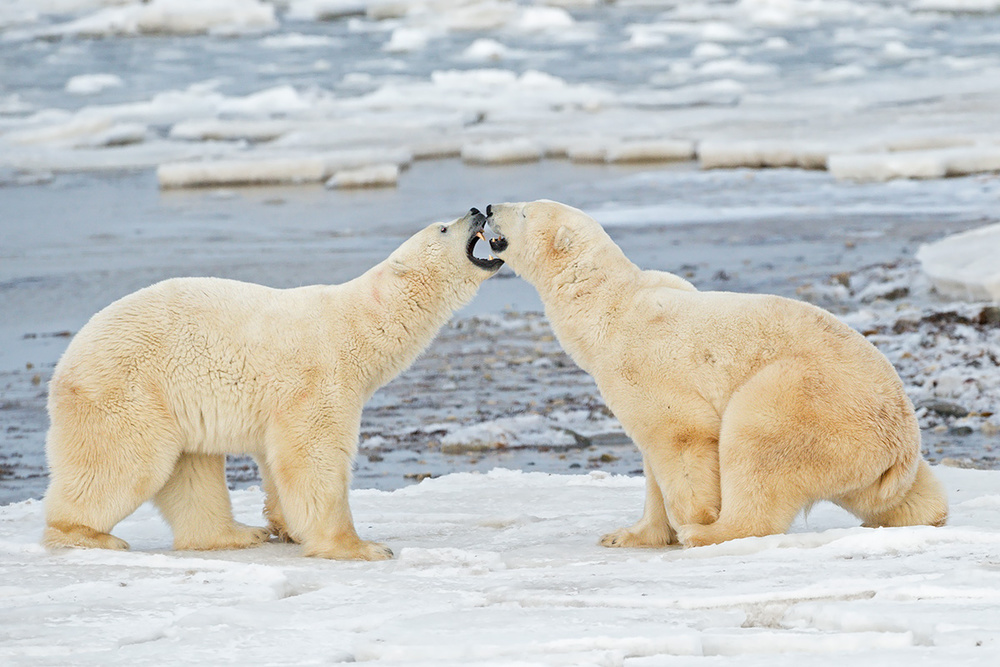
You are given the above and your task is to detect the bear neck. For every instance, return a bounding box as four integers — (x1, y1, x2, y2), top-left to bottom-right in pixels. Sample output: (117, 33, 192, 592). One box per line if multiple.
(534, 238, 642, 373)
(343, 262, 470, 396)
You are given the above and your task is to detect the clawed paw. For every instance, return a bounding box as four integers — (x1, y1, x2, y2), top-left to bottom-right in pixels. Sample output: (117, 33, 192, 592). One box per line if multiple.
(306, 538, 394, 561)
(268, 521, 298, 543)
(599, 525, 674, 549)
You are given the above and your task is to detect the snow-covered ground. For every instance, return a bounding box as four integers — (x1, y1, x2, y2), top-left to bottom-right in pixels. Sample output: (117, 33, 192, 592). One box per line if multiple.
(2, 0, 1000, 184)
(2, 466, 1000, 664)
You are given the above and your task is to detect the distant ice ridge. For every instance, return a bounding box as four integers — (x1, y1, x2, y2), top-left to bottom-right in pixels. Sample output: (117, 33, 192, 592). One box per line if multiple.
(2, 0, 1000, 185)
(35, 0, 277, 37)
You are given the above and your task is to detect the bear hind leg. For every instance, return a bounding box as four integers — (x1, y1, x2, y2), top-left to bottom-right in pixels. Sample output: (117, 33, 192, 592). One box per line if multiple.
(154, 453, 270, 551)
(43, 425, 176, 552)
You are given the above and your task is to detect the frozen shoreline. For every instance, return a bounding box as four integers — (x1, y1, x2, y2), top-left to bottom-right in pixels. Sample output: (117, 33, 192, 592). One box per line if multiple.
(2, 162, 999, 504)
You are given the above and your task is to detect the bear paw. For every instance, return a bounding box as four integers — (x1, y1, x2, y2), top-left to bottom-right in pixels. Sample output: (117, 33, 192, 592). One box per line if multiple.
(305, 538, 394, 561)
(44, 523, 130, 551)
(676, 523, 727, 548)
(599, 524, 675, 549)
(268, 519, 298, 543)
(175, 522, 271, 551)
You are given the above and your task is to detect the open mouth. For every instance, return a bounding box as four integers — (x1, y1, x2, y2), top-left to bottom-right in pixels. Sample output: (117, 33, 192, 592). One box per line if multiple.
(466, 207, 504, 272)
(485, 204, 508, 254)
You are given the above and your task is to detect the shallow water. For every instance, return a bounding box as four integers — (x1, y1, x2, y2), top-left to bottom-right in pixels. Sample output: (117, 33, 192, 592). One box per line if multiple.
(2, 159, 999, 504)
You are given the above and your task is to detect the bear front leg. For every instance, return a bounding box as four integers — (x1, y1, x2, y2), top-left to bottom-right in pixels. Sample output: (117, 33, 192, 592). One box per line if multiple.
(266, 414, 392, 561)
(600, 456, 677, 548)
(642, 426, 722, 532)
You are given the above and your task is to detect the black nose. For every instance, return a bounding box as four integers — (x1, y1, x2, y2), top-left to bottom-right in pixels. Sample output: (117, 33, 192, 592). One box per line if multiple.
(469, 207, 481, 216)
(486, 204, 492, 217)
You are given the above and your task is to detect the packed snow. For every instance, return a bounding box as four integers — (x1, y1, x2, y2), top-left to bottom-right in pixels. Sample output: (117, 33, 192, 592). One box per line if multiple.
(2, 466, 1000, 664)
(2, 0, 1000, 185)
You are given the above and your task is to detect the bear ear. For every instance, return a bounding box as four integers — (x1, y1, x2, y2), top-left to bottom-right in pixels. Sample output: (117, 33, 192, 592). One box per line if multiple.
(553, 225, 573, 253)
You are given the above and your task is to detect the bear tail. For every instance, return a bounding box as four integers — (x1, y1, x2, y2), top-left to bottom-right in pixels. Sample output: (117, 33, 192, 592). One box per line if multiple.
(865, 459, 949, 528)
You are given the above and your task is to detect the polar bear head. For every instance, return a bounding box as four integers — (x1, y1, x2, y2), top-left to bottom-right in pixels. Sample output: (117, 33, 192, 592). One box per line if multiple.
(484, 199, 621, 288)
(382, 207, 503, 311)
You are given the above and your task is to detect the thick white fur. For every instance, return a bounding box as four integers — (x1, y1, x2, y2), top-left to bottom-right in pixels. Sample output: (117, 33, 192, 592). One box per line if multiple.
(487, 200, 948, 547)
(43, 212, 497, 559)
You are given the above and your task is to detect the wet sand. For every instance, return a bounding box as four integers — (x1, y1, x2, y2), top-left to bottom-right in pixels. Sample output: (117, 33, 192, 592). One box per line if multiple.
(1, 160, 997, 504)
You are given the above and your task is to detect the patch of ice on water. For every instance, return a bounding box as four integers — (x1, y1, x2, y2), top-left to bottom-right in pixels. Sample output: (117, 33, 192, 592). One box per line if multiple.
(461, 138, 543, 165)
(260, 32, 338, 49)
(917, 222, 1000, 303)
(325, 163, 400, 188)
(829, 145, 1000, 182)
(286, 0, 368, 21)
(461, 37, 511, 61)
(440, 414, 582, 451)
(383, 26, 436, 53)
(65, 73, 124, 95)
(41, 0, 278, 38)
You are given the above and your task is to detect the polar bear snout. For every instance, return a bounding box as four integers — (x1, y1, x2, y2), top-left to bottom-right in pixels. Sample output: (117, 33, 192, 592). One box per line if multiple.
(483, 204, 508, 254)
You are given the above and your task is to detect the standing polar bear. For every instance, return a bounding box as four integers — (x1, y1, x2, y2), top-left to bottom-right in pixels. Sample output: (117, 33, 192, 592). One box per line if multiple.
(485, 200, 947, 548)
(43, 209, 502, 560)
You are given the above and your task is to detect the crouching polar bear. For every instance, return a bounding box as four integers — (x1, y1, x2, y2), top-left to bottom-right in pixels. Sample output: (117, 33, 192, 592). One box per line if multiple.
(485, 200, 948, 548)
(43, 209, 502, 560)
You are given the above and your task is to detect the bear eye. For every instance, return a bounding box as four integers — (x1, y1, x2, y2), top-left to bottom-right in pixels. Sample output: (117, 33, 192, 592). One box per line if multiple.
(439, 225, 447, 234)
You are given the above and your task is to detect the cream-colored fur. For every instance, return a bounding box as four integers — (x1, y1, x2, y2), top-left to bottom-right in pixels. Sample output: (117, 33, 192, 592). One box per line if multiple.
(486, 200, 948, 547)
(43, 210, 499, 559)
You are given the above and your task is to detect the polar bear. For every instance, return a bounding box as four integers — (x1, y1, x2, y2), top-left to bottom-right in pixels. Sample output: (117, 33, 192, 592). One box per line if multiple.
(485, 200, 948, 548)
(43, 208, 502, 559)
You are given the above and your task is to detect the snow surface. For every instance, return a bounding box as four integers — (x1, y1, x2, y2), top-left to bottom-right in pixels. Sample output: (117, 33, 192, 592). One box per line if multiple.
(2, 466, 1000, 664)
(3, 0, 1000, 184)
